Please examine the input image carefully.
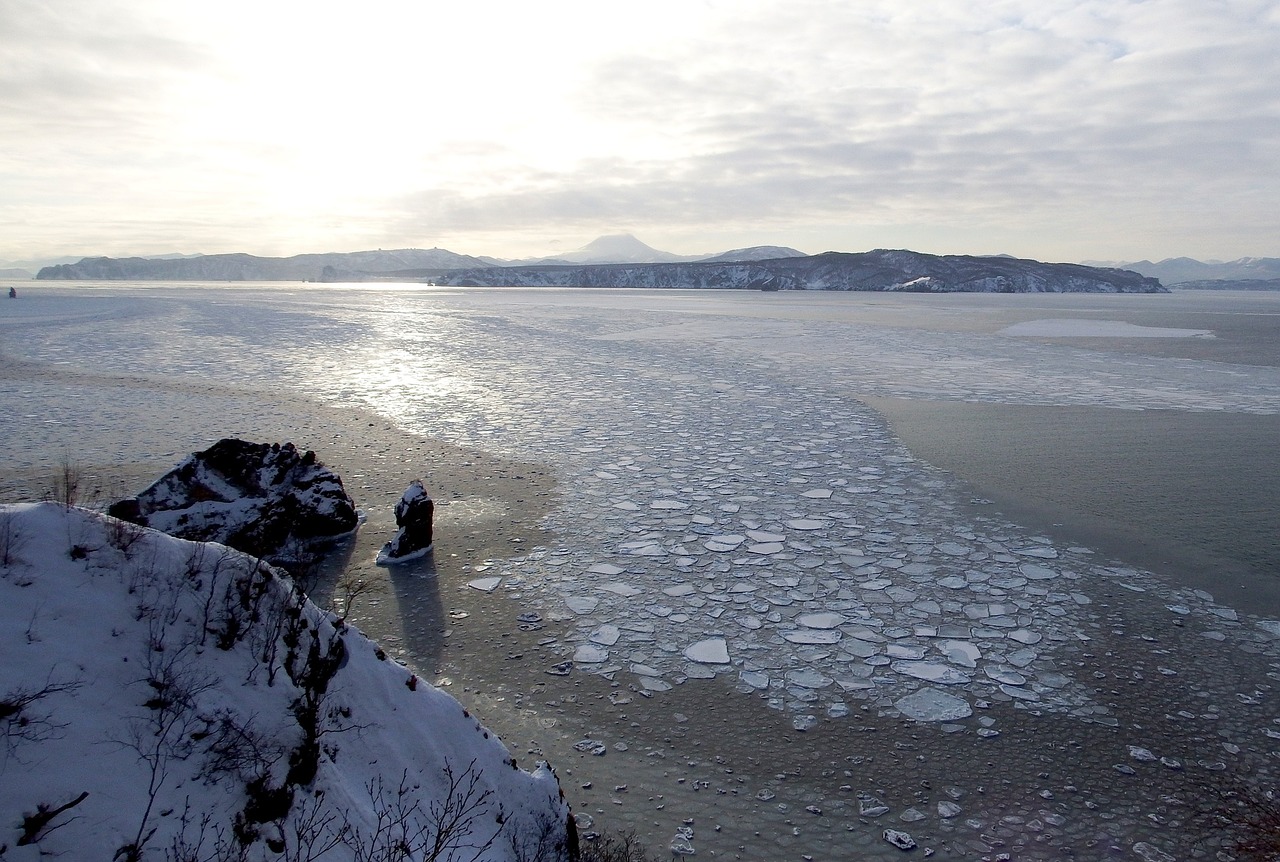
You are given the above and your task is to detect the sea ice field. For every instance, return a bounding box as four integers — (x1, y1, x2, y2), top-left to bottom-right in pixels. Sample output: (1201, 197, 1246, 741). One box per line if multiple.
(2, 283, 1280, 860)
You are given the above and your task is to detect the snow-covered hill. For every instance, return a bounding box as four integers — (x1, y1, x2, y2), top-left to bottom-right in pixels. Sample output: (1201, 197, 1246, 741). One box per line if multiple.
(0, 502, 568, 861)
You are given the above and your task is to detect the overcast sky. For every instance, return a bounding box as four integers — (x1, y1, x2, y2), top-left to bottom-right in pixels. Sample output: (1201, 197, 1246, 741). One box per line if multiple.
(1, 0, 1277, 264)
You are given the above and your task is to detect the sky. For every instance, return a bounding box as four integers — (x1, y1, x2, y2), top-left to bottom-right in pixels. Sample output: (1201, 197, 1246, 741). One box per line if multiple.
(1, 0, 1278, 265)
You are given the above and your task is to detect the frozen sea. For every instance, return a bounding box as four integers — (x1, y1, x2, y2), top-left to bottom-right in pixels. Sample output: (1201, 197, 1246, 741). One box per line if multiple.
(3, 282, 1280, 859)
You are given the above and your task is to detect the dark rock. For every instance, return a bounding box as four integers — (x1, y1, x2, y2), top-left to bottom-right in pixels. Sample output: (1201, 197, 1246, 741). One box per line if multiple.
(376, 480, 434, 565)
(109, 438, 358, 563)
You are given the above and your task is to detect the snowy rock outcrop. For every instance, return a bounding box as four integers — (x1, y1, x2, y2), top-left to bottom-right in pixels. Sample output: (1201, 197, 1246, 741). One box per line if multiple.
(377, 480, 435, 565)
(0, 502, 569, 861)
(108, 439, 358, 563)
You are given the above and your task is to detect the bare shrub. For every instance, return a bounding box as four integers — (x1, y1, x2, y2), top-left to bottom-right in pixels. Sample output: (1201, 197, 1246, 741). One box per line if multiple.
(44, 453, 94, 509)
(342, 762, 500, 862)
(105, 514, 148, 559)
(1, 671, 83, 767)
(331, 570, 380, 621)
(276, 789, 348, 862)
(576, 829, 659, 862)
(1194, 773, 1280, 860)
(0, 508, 26, 568)
(164, 799, 241, 862)
(505, 808, 571, 862)
(195, 710, 285, 788)
(16, 791, 89, 847)
(115, 639, 219, 862)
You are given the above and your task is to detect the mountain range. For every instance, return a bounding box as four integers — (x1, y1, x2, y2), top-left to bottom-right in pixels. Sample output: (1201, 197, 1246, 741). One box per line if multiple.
(18, 234, 1275, 292)
(1085, 256, 1280, 285)
(31, 236, 1156, 292)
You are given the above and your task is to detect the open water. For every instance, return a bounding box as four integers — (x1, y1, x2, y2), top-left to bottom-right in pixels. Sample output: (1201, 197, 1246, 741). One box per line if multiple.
(2, 282, 1279, 859)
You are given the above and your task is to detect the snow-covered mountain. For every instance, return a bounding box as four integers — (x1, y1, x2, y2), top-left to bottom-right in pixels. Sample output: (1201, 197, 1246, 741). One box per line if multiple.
(1087, 256, 1280, 285)
(696, 245, 806, 263)
(535, 234, 694, 265)
(0, 502, 569, 861)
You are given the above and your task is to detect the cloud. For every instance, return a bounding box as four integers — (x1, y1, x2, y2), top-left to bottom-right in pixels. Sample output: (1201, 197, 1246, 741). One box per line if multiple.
(1, 0, 1277, 260)
(392, 0, 1280, 257)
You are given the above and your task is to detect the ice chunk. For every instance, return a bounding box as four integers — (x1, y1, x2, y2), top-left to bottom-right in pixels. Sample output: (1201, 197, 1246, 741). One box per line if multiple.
(683, 638, 730, 664)
(895, 688, 973, 721)
(892, 661, 971, 684)
(589, 625, 621, 646)
(792, 714, 819, 731)
(782, 629, 843, 645)
(573, 645, 609, 663)
(941, 640, 981, 667)
(796, 612, 846, 629)
(883, 829, 917, 850)
(984, 666, 1026, 685)
(785, 669, 833, 689)
(620, 542, 666, 557)
(705, 535, 745, 552)
(467, 576, 502, 592)
(599, 582, 642, 597)
(1020, 563, 1058, 580)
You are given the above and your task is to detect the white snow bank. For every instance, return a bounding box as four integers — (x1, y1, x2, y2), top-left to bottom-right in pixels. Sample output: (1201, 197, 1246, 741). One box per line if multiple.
(0, 502, 567, 861)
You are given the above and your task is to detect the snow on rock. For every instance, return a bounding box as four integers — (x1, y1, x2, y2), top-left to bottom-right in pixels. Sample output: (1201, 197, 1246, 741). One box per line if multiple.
(108, 439, 359, 564)
(377, 479, 435, 565)
(0, 502, 568, 861)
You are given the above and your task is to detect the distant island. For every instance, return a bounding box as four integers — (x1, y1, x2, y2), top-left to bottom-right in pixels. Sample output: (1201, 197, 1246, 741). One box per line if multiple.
(434, 249, 1165, 293)
(35, 237, 1168, 293)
